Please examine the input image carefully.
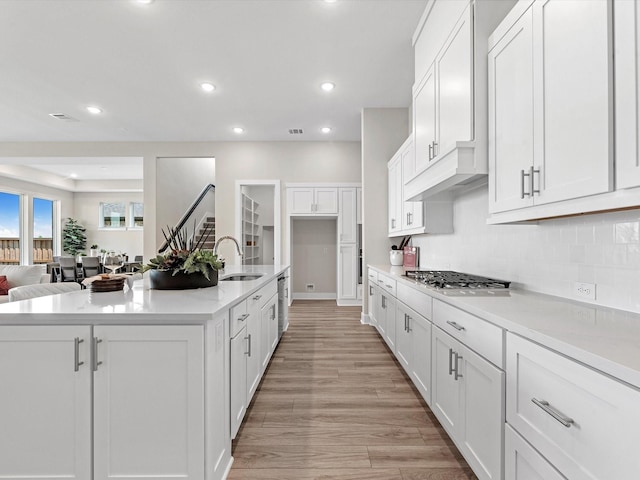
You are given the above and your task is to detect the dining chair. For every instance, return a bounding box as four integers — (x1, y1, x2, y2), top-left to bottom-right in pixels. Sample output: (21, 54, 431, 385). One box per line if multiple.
(59, 256, 80, 282)
(81, 256, 101, 278)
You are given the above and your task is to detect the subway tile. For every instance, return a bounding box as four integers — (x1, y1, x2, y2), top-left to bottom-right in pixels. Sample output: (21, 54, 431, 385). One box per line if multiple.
(615, 221, 640, 244)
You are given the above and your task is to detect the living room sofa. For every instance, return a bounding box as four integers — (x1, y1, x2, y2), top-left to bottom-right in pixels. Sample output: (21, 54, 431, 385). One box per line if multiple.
(0, 265, 50, 304)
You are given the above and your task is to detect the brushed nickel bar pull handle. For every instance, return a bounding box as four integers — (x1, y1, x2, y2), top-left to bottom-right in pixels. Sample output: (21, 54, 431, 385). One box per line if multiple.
(428, 143, 433, 160)
(252, 294, 262, 301)
(408, 212, 413, 225)
(246, 334, 252, 357)
(446, 320, 465, 331)
(74, 337, 84, 372)
(454, 353, 463, 380)
(239, 313, 249, 322)
(271, 304, 276, 320)
(521, 169, 530, 199)
(404, 313, 408, 332)
(369, 286, 373, 296)
(432, 141, 438, 157)
(532, 398, 574, 427)
(448, 348, 455, 375)
(406, 314, 412, 333)
(381, 296, 386, 309)
(92, 337, 103, 371)
(531, 166, 540, 196)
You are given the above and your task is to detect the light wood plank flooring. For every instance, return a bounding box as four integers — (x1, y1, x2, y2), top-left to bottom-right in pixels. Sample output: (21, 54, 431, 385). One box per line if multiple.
(228, 300, 477, 480)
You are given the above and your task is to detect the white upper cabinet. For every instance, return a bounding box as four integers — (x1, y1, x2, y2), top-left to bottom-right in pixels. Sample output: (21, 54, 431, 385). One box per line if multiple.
(338, 188, 357, 243)
(615, 0, 640, 189)
(406, 0, 517, 201)
(488, 0, 615, 222)
(488, 7, 535, 213)
(287, 187, 338, 214)
(388, 136, 453, 237)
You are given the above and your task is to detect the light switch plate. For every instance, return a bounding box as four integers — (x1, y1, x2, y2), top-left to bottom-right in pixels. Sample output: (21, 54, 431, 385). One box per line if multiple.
(573, 282, 596, 300)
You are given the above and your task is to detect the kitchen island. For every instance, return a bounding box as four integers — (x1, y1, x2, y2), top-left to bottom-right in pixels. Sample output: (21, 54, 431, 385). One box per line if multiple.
(0, 264, 289, 480)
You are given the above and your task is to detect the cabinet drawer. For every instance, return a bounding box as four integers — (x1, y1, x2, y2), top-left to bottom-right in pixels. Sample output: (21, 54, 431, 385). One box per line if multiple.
(507, 333, 640, 479)
(248, 280, 277, 311)
(377, 273, 397, 296)
(230, 301, 249, 338)
(505, 424, 565, 480)
(367, 268, 378, 284)
(433, 300, 503, 368)
(397, 282, 432, 319)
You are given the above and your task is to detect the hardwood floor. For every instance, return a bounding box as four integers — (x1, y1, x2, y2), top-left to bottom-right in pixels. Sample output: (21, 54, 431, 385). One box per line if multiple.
(228, 300, 477, 480)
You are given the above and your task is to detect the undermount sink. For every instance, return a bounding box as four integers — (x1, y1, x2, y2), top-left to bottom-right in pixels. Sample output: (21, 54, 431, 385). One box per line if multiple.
(221, 273, 264, 282)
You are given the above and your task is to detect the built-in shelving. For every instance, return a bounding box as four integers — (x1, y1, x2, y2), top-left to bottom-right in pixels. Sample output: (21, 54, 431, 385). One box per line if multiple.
(241, 192, 261, 265)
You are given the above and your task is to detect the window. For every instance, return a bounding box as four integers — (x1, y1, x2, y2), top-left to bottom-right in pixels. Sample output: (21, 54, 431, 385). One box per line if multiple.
(100, 202, 126, 228)
(0, 192, 20, 265)
(33, 198, 53, 264)
(129, 202, 144, 228)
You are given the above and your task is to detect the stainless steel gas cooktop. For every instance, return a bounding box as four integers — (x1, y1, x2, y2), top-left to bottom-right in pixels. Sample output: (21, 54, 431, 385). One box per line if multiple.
(404, 270, 511, 296)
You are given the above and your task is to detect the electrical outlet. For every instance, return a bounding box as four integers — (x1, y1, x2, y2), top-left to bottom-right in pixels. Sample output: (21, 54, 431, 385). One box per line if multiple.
(573, 282, 596, 301)
(306, 283, 315, 291)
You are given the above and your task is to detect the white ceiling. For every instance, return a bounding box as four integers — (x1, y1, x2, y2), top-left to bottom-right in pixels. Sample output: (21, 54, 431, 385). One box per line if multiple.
(0, 157, 143, 180)
(0, 0, 427, 143)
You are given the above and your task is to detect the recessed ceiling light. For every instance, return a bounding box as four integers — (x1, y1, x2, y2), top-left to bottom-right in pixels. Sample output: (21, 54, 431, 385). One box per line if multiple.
(321, 127, 332, 134)
(135, 0, 154, 4)
(321, 82, 335, 92)
(86, 106, 102, 114)
(233, 127, 244, 134)
(324, 0, 338, 3)
(201, 82, 215, 92)
(70, 173, 78, 178)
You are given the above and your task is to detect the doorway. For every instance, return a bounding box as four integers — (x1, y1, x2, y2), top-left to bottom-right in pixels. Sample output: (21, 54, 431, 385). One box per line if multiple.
(235, 181, 281, 266)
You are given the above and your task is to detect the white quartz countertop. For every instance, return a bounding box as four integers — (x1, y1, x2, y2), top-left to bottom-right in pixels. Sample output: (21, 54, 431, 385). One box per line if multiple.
(369, 265, 640, 389)
(0, 265, 289, 325)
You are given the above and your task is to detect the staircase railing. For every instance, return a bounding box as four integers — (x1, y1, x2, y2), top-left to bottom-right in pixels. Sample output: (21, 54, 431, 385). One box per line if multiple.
(158, 183, 215, 253)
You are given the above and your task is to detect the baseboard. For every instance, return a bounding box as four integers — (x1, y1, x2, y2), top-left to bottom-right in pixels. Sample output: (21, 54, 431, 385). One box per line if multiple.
(336, 299, 362, 306)
(221, 455, 234, 480)
(360, 312, 371, 325)
(292, 292, 337, 300)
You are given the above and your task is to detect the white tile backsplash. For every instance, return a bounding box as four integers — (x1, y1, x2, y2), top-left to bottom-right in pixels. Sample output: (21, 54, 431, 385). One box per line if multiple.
(412, 183, 640, 313)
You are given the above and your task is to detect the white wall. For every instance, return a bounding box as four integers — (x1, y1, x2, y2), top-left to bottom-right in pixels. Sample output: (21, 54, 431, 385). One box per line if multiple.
(413, 182, 640, 313)
(156, 157, 215, 247)
(291, 218, 337, 297)
(73, 191, 144, 259)
(0, 142, 360, 266)
(361, 108, 410, 314)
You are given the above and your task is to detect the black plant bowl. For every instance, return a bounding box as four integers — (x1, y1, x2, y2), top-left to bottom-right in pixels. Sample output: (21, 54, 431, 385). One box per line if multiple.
(149, 268, 218, 290)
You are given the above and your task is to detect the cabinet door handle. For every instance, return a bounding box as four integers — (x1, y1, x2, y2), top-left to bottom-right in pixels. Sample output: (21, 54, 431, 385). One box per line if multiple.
(406, 315, 412, 333)
(92, 337, 103, 371)
(369, 286, 373, 296)
(408, 212, 413, 225)
(285, 287, 288, 299)
(531, 398, 574, 427)
(448, 348, 455, 375)
(428, 143, 433, 160)
(521, 169, 531, 198)
(252, 294, 262, 301)
(245, 334, 252, 357)
(378, 279, 384, 284)
(404, 313, 408, 332)
(391, 218, 396, 229)
(271, 304, 276, 320)
(239, 313, 250, 322)
(382, 296, 386, 309)
(74, 337, 84, 372)
(446, 320, 465, 331)
(432, 141, 438, 157)
(531, 166, 540, 196)
(454, 353, 463, 380)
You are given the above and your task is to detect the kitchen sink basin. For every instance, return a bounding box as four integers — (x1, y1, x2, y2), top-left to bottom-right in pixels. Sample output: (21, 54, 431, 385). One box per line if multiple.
(221, 274, 264, 281)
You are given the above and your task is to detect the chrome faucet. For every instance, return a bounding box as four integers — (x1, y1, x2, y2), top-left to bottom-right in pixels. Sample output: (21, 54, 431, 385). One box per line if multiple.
(213, 236, 244, 257)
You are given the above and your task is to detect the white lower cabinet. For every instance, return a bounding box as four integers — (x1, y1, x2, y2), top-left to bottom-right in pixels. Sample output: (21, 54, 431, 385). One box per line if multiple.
(506, 333, 640, 479)
(230, 325, 248, 439)
(432, 326, 504, 480)
(505, 424, 566, 480)
(0, 326, 92, 480)
(261, 292, 279, 371)
(93, 326, 204, 480)
(0, 325, 205, 480)
(230, 279, 281, 440)
(396, 299, 432, 405)
(338, 243, 357, 300)
(368, 283, 377, 328)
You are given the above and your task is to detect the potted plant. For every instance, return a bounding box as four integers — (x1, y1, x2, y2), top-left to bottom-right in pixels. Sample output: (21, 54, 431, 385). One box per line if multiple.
(90, 244, 99, 257)
(142, 223, 221, 290)
(62, 218, 87, 258)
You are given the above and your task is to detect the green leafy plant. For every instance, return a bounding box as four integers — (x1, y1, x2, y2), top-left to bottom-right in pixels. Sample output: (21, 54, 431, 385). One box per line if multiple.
(62, 218, 87, 256)
(142, 222, 221, 279)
